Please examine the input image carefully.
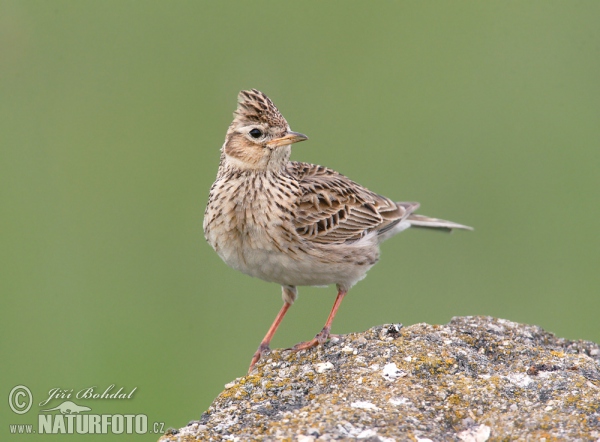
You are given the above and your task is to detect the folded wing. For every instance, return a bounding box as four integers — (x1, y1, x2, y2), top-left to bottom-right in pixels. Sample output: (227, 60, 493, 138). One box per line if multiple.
(287, 162, 417, 245)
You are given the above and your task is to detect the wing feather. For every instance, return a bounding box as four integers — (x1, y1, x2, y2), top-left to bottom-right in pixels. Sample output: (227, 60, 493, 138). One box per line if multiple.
(287, 162, 414, 245)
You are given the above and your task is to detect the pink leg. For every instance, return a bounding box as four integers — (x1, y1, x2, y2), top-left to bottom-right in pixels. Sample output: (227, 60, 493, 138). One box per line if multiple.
(292, 289, 347, 351)
(248, 302, 291, 373)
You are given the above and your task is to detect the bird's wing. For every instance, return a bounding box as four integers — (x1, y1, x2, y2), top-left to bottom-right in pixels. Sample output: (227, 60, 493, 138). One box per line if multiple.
(287, 162, 416, 244)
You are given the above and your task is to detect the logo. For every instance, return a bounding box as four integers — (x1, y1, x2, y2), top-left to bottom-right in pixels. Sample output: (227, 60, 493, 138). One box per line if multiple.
(8, 385, 32, 415)
(41, 400, 91, 414)
(7, 384, 166, 436)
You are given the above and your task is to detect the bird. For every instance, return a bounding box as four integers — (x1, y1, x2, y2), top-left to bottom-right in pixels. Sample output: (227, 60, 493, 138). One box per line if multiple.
(203, 89, 472, 373)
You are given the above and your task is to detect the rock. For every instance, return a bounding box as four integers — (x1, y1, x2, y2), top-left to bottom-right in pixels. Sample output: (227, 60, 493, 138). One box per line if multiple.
(160, 316, 600, 441)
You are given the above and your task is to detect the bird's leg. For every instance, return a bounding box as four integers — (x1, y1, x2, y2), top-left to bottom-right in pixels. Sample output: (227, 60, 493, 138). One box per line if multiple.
(248, 302, 291, 373)
(291, 289, 347, 351)
(248, 286, 297, 373)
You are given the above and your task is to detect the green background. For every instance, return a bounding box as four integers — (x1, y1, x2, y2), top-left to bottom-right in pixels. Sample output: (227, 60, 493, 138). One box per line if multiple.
(2, 1, 599, 440)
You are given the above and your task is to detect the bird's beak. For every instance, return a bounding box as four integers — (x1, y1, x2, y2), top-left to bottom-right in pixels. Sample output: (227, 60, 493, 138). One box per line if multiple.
(266, 131, 308, 148)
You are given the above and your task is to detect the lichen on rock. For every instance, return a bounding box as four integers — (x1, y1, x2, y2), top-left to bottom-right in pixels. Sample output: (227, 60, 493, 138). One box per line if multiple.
(160, 316, 600, 441)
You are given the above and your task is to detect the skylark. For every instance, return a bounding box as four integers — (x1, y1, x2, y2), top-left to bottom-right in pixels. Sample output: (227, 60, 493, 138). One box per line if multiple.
(204, 89, 472, 373)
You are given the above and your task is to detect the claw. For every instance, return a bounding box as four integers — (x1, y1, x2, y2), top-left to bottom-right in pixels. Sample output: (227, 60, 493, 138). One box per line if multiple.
(248, 342, 271, 374)
(289, 326, 331, 352)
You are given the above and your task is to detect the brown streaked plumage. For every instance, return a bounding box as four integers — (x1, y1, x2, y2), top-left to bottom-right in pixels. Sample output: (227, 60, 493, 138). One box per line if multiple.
(203, 89, 472, 373)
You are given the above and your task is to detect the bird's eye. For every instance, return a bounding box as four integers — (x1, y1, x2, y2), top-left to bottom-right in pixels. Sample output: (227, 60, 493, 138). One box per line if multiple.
(249, 128, 263, 139)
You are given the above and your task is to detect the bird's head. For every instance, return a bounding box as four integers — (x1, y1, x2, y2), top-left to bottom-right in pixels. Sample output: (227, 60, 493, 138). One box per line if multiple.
(221, 89, 308, 171)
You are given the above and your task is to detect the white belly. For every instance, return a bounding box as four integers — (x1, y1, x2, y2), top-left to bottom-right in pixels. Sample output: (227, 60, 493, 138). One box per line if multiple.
(207, 220, 379, 290)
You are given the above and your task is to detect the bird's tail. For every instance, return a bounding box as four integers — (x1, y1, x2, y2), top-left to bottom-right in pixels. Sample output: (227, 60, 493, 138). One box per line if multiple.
(407, 213, 473, 232)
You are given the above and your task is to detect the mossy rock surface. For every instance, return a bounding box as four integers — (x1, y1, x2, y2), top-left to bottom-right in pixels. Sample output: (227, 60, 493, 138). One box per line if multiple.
(160, 316, 600, 441)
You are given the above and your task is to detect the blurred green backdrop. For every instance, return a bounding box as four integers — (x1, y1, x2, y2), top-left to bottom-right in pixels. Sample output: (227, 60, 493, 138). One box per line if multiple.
(2, 1, 599, 440)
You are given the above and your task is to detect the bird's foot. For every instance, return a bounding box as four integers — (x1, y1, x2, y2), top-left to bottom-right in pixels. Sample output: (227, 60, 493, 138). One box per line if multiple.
(290, 326, 332, 351)
(248, 342, 271, 374)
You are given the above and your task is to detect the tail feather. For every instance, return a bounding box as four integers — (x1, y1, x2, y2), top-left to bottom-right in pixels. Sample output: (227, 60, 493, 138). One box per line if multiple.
(407, 214, 474, 232)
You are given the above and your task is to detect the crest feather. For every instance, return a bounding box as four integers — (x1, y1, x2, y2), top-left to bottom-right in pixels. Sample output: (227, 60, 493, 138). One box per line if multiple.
(233, 89, 288, 128)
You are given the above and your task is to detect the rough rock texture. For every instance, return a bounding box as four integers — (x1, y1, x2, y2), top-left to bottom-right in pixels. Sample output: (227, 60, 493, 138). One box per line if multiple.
(161, 316, 600, 441)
